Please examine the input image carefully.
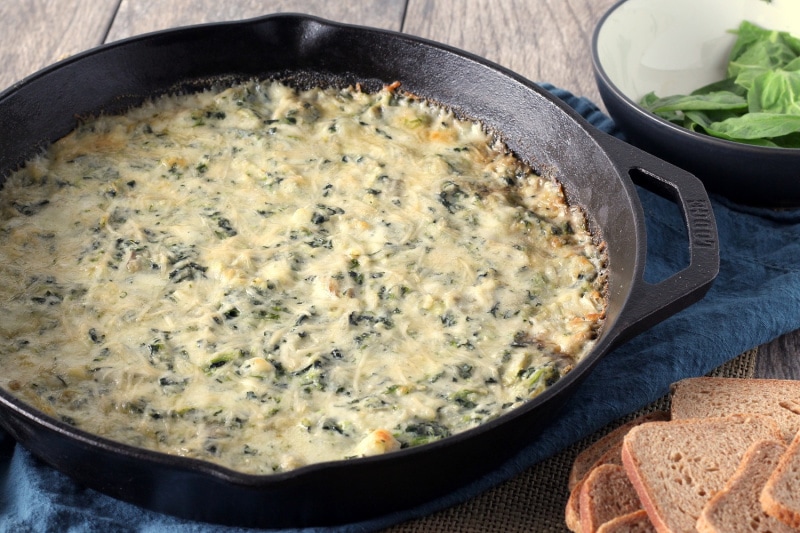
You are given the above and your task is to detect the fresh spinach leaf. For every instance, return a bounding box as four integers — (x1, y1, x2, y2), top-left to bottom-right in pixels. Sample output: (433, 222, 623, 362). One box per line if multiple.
(640, 20, 800, 148)
(641, 91, 747, 113)
(748, 69, 800, 114)
(691, 77, 746, 96)
(728, 38, 796, 79)
(786, 57, 800, 71)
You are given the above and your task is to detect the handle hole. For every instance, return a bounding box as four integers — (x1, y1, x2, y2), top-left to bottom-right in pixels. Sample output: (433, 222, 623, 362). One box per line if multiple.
(629, 168, 690, 284)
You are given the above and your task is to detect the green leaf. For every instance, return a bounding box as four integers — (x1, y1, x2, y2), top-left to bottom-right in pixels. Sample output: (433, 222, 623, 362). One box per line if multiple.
(773, 132, 800, 148)
(728, 20, 800, 64)
(728, 39, 798, 78)
(779, 28, 800, 57)
(639, 92, 681, 122)
(682, 110, 710, 132)
(683, 110, 743, 131)
(728, 20, 773, 62)
(734, 65, 773, 91)
(642, 91, 747, 113)
(785, 56, 800, 71)
(640, 20, 800, 148)
(705, 131, 781, 146)
(748, 69, 800, 114)
(639, 91, 660, 107)
(708, 112, 800, 139)
(691, 77, 746, 96)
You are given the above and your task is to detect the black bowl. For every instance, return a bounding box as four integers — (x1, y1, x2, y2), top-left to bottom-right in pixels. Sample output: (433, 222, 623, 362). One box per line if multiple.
(592, 0, 800, 207)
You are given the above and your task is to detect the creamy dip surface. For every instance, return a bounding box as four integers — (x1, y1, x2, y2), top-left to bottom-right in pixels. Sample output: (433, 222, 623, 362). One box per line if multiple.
(0, 80, 606, 474)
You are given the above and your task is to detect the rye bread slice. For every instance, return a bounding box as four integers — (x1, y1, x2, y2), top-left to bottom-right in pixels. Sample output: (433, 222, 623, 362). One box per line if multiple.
(566, 477, 586, 532)
(579, 464, 642, 533)
(670, 377, 800, 442)
(566, 411, 669, 531)
(696, 439, 792, 533)
(761, 429, 800, 528)
(567, 446, 627, 532)
(596, 510, 656, 533)
(569, 411, 670, 490)
(621, 414, 782, 533)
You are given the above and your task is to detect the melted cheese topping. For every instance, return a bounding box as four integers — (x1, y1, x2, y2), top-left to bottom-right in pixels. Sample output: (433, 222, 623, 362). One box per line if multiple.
(0, 81, 606, 474)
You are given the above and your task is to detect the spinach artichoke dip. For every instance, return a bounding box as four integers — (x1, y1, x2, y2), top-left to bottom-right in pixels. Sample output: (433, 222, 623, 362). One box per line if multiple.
(0, 80, 607, 474)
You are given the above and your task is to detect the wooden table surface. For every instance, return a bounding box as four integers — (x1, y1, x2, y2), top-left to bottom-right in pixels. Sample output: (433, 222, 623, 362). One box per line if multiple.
(0, 0, 798, 529)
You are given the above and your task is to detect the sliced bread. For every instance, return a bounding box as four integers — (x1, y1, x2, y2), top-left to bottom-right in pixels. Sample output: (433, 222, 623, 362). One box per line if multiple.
(696, 439, 792, 533)
(566, 477, 586, 532)
(670, 377, 800, 442)
(596, 510, 656, 533)
(569, 411, 670, 490)
(567, 445, 628, 532)
(566, 411, 669, 531)
(579, 464, 642, 533)
(761, 429, 800, 528)
(621, 414, 782, 533)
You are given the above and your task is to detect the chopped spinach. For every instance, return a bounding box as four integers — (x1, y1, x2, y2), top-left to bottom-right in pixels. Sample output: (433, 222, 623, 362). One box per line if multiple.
(403, 421, 451, 446)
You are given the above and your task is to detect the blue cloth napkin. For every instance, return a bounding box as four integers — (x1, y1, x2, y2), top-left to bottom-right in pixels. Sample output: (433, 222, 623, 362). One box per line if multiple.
(3, 85, 800, 533)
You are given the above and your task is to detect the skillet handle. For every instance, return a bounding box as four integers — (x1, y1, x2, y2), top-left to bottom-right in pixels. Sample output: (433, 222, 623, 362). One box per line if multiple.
(599, 135, 720, 345)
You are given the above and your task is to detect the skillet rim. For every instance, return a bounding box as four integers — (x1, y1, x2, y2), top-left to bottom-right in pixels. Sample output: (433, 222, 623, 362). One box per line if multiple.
(0, 11, 716, 526)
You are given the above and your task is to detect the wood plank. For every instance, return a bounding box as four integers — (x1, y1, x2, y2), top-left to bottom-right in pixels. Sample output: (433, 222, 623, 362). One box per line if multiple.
(403, 0, 617, 104)
(106, 0, 406, 42)
(0, 0, 119, 90)
(756, 332, 800, 380)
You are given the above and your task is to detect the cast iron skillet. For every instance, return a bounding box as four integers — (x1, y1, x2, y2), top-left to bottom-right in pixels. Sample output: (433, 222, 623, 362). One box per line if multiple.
(0, 14, 718, 528)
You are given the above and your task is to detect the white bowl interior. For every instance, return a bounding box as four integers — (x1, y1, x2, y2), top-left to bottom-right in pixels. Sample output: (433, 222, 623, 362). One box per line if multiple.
(596, 0, 800, 103)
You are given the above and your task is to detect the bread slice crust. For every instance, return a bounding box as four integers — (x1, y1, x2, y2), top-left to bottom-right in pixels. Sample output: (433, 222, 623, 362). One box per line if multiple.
(569, 411, 670, 490)
(579, 464, 642, 533)
(671, 377, 800, 442)
(696, 439, 791, 533)
(566, 411, 669, 531)
(761, 429, 800, 528)
(596, 510, 655, 533)
(621, 414, 782, 533)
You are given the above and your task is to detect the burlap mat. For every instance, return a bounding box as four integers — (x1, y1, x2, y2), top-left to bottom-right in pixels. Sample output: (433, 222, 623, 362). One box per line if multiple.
(385, 349, 758, 533)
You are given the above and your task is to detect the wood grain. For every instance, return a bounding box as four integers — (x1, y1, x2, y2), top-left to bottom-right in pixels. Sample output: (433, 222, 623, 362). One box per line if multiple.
(403, 0, 617, 103)
(106, 0, 406, 42)
(0, 0, 119, 90)
(756, 333, 800, 380)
